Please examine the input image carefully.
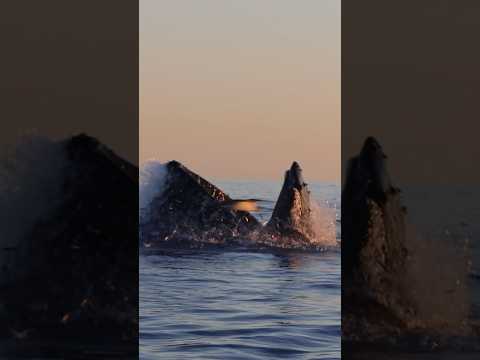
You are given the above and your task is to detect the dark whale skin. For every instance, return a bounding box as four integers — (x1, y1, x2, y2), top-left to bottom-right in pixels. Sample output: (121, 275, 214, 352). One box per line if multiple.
(141, 161, 260, 248)
(0, 134, 138, 343)
(142, 161, 324, 251)
(264, 162, 316, 246)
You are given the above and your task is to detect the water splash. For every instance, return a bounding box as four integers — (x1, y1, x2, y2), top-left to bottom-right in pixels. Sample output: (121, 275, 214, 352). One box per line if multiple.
(0, 135, 66, 283)
(311, 200, 338, 247)
(138, 167, 340, 251)
(139, 160, 167, 219)
(405, 222, 471, 334)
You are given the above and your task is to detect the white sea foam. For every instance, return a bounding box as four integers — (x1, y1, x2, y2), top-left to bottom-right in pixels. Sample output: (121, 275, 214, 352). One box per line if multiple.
(139, 160, 168, 216)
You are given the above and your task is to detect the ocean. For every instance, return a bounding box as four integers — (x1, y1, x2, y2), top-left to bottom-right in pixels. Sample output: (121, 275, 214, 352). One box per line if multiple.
(349, 185, 480, 359)
(140, 179, 341, 360)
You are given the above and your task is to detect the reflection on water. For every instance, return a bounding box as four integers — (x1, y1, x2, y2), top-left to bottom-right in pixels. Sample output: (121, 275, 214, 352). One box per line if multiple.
(140, 249, 340, 360)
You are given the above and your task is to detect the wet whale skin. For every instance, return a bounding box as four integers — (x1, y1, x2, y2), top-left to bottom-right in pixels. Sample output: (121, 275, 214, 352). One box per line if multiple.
(142, 161, 320, 250)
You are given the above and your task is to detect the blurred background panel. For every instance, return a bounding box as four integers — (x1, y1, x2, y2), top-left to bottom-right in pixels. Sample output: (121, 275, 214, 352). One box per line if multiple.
(343, 0, 480, 358)
(0, 1, 138, 358)
(0, 0, 138, 164)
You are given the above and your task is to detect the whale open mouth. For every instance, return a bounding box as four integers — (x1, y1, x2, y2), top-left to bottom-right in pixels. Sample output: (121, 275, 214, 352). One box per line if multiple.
(141, 159, 328, 249)
(360, 136, 391, 196)
(267, 161, 314, 239)
(287, 161, 305, 188)
(344, 136, 393, 205)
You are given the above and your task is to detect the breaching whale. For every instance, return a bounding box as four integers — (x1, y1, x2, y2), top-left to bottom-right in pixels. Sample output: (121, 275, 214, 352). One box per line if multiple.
(266, 161, 315, 242)
(141, 160, 260, 247)
(1, 134, 138, 341)
(342, 136, 415, 339)
(140, 161, 325, 250)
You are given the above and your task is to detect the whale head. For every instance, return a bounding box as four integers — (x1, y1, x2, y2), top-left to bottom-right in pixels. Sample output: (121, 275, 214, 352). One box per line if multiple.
(344, 136, 393, 204)
(141, 160, 261, 247)
(267, 161, 314, 241)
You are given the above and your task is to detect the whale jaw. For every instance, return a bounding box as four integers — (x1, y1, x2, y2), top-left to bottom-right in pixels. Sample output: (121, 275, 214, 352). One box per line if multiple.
(141, 160, 260, 247)
(345, 136, 393, 205)
(266, 162, 315, 242)
(141, 160, 323, 250)
(342, 137, 413, 338)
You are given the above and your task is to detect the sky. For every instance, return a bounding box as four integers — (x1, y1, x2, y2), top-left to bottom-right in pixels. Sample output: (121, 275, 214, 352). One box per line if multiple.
(343, 0, 480, 186)
(140, 0, 340, 182)
(1, 1, 138, 164)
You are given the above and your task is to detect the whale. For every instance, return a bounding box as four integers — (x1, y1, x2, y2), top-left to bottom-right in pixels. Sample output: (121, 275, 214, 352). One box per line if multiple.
(141, 161, 324, 250)
(343, 136, 407, 281)
(140, 160, 260, 247)
(263, 161, 316, 247)
(342, 136, 414, 339)
(1, 134, 138, 341)
(343, 136, 393, 206)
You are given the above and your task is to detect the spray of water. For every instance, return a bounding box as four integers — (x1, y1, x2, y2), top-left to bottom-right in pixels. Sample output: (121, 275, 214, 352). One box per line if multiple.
(0, 135, 66, 283)
(310, 200, 338, 247)
(404, 223, 471, 334)
(138, 162, 338, 250)
(139, 160, 167, 222)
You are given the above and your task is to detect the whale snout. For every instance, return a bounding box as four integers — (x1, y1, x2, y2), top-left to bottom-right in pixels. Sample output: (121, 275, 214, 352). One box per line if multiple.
(349, 136, 393, 200)
(361, 137, 386, 159)
(288, 161, 305, 188)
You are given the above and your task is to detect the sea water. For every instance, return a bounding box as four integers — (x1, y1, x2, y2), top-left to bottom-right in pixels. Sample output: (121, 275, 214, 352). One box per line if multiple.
(140, 179, 341, 360)
(350, 185, 480, 358)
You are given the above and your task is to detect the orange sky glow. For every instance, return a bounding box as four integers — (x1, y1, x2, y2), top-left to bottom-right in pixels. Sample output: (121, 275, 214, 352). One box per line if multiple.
(140, 0, 340, 182)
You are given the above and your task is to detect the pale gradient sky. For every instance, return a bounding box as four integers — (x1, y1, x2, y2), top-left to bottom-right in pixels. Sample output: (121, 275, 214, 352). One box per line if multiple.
(140, 0, 340, 182)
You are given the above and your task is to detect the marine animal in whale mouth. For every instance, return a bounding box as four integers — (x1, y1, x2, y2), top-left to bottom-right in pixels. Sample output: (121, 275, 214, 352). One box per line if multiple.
(140, 161, 326, 250)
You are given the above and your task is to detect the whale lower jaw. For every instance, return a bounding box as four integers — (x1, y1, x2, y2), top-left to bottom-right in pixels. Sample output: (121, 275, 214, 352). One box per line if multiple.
(343, 137, 415, 339)
(264, 162, 316, 245)
(140, 161, 260, 247)
(141, 161, 320, 250)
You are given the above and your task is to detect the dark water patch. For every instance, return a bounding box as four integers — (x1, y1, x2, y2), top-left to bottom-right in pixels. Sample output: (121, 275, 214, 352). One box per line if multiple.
(172, 342, 309, 355)
(0, 340, 137, 359)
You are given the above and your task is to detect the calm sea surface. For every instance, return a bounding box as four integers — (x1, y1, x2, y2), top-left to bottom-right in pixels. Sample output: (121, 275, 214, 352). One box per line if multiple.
(140, 180, 341, 360)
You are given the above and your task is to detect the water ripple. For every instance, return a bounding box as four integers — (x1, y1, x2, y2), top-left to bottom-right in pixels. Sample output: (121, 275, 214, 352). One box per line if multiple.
(140, 181, 340, 359)
(140, 249, 340, 359)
